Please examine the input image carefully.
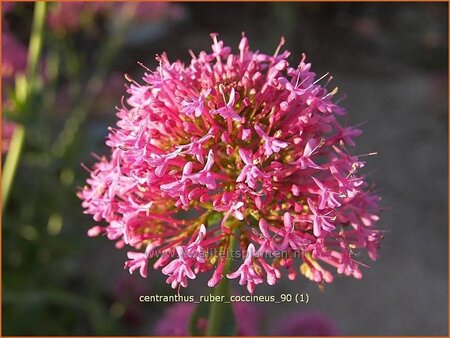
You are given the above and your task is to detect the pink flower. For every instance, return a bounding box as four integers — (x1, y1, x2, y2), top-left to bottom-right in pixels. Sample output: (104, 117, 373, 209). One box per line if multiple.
(178, 131, 214, 164)
(162, 246, 196, 289)
(279, 212, 313, 250)
(80, 33, 382, 293)
(47, 2, 184, 35)
(227, 244, 264, 293)
(124, 244, 154, 278)
(254, 124, 288, 157)
(236, 148, 268, 189)
(255, 218, 279, 255)
(211, 87, 241, 122)
(181, 89, 211, 118)
(183, 224, 207, 263)
(312, 176, 342, 209)
(187, 149, 217, 189)
(292, 138, 323, 169)
(307, 198, 336, 237)
(217, 200, 245, 230)
(330, 164, 363, 198)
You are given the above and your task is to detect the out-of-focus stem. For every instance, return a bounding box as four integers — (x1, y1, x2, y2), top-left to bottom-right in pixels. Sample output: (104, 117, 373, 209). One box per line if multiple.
(27, 2, 47, 90)
(2, 2, 46, 211)
(2, 126, 25, 211)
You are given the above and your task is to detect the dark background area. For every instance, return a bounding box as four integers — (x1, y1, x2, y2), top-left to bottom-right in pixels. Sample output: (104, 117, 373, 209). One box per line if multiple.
(2, 2, 448, 336)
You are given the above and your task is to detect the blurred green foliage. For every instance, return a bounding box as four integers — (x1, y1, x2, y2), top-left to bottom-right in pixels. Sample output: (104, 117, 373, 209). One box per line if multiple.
(2, 2, 180, 335)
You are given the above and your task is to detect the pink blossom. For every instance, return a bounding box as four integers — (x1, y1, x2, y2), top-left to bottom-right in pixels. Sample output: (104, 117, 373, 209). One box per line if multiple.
(293, 138, 323, 169)
(207, 256, 226, 288)
(279, 212, 313, 250)
(181, 89, 211, 118)
(218, 200, 245, 230)
(332, 122, 363, 146)
(236, 148, 268, 189)
(254, 124, 288, 157)
(187, 149, 217, 189)
(258, 257, 281, 285)
(211, 87, 241, 121)
(183, 224, 207, 263)
(330, 164, 363, 198)
(255, 218, 279, 255)
(79, 33, 382, 293)
(162, 246, 196, 289)
(312, 176, 342, 209)
(178, 131, 214, 164)
(227, 244, 264, 293)
(307, 197, 336, 237)
(47, 2, 184, 34)
(124, 244, 154, 278)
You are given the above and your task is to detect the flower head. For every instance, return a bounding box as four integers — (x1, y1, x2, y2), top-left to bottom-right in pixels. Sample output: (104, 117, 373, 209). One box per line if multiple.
(79, 34, 382, 293)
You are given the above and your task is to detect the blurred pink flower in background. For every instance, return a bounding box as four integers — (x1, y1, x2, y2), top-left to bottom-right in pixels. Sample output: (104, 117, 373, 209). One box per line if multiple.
(46, 2, 186, 35)
(153, 303, 194, 336)
(2, 120, 17, 154)
(2, 29, 27, 87)
(46, 2, 109, 34)
(2, 13, 27, 153)
(109, 275, 150, 326)
(153, 302, 262, 336)
(127, 2, 186, 23)
(270, 311, 339, 336)
(2, 2, 14, 14)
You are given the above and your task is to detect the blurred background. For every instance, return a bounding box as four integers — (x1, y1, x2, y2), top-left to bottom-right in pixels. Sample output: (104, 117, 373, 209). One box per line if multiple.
(2, 2, 448, 336)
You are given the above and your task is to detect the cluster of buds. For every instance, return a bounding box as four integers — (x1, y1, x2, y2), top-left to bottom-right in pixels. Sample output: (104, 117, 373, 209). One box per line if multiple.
(79, 33, 382, 293)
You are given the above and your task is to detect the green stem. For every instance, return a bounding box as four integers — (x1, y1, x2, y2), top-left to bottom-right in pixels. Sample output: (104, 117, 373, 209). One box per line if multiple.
(2, 126, 25, 211)
(27, 2, 47, 90)
(206, 233, 236, 336)
(2, 2, 46, 212)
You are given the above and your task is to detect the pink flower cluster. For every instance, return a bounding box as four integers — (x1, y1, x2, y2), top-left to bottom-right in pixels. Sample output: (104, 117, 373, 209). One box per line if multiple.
(79, 34, 382, 293)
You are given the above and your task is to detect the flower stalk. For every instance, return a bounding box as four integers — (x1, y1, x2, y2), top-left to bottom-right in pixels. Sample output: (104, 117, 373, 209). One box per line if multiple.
(206, 231, 236, 336)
